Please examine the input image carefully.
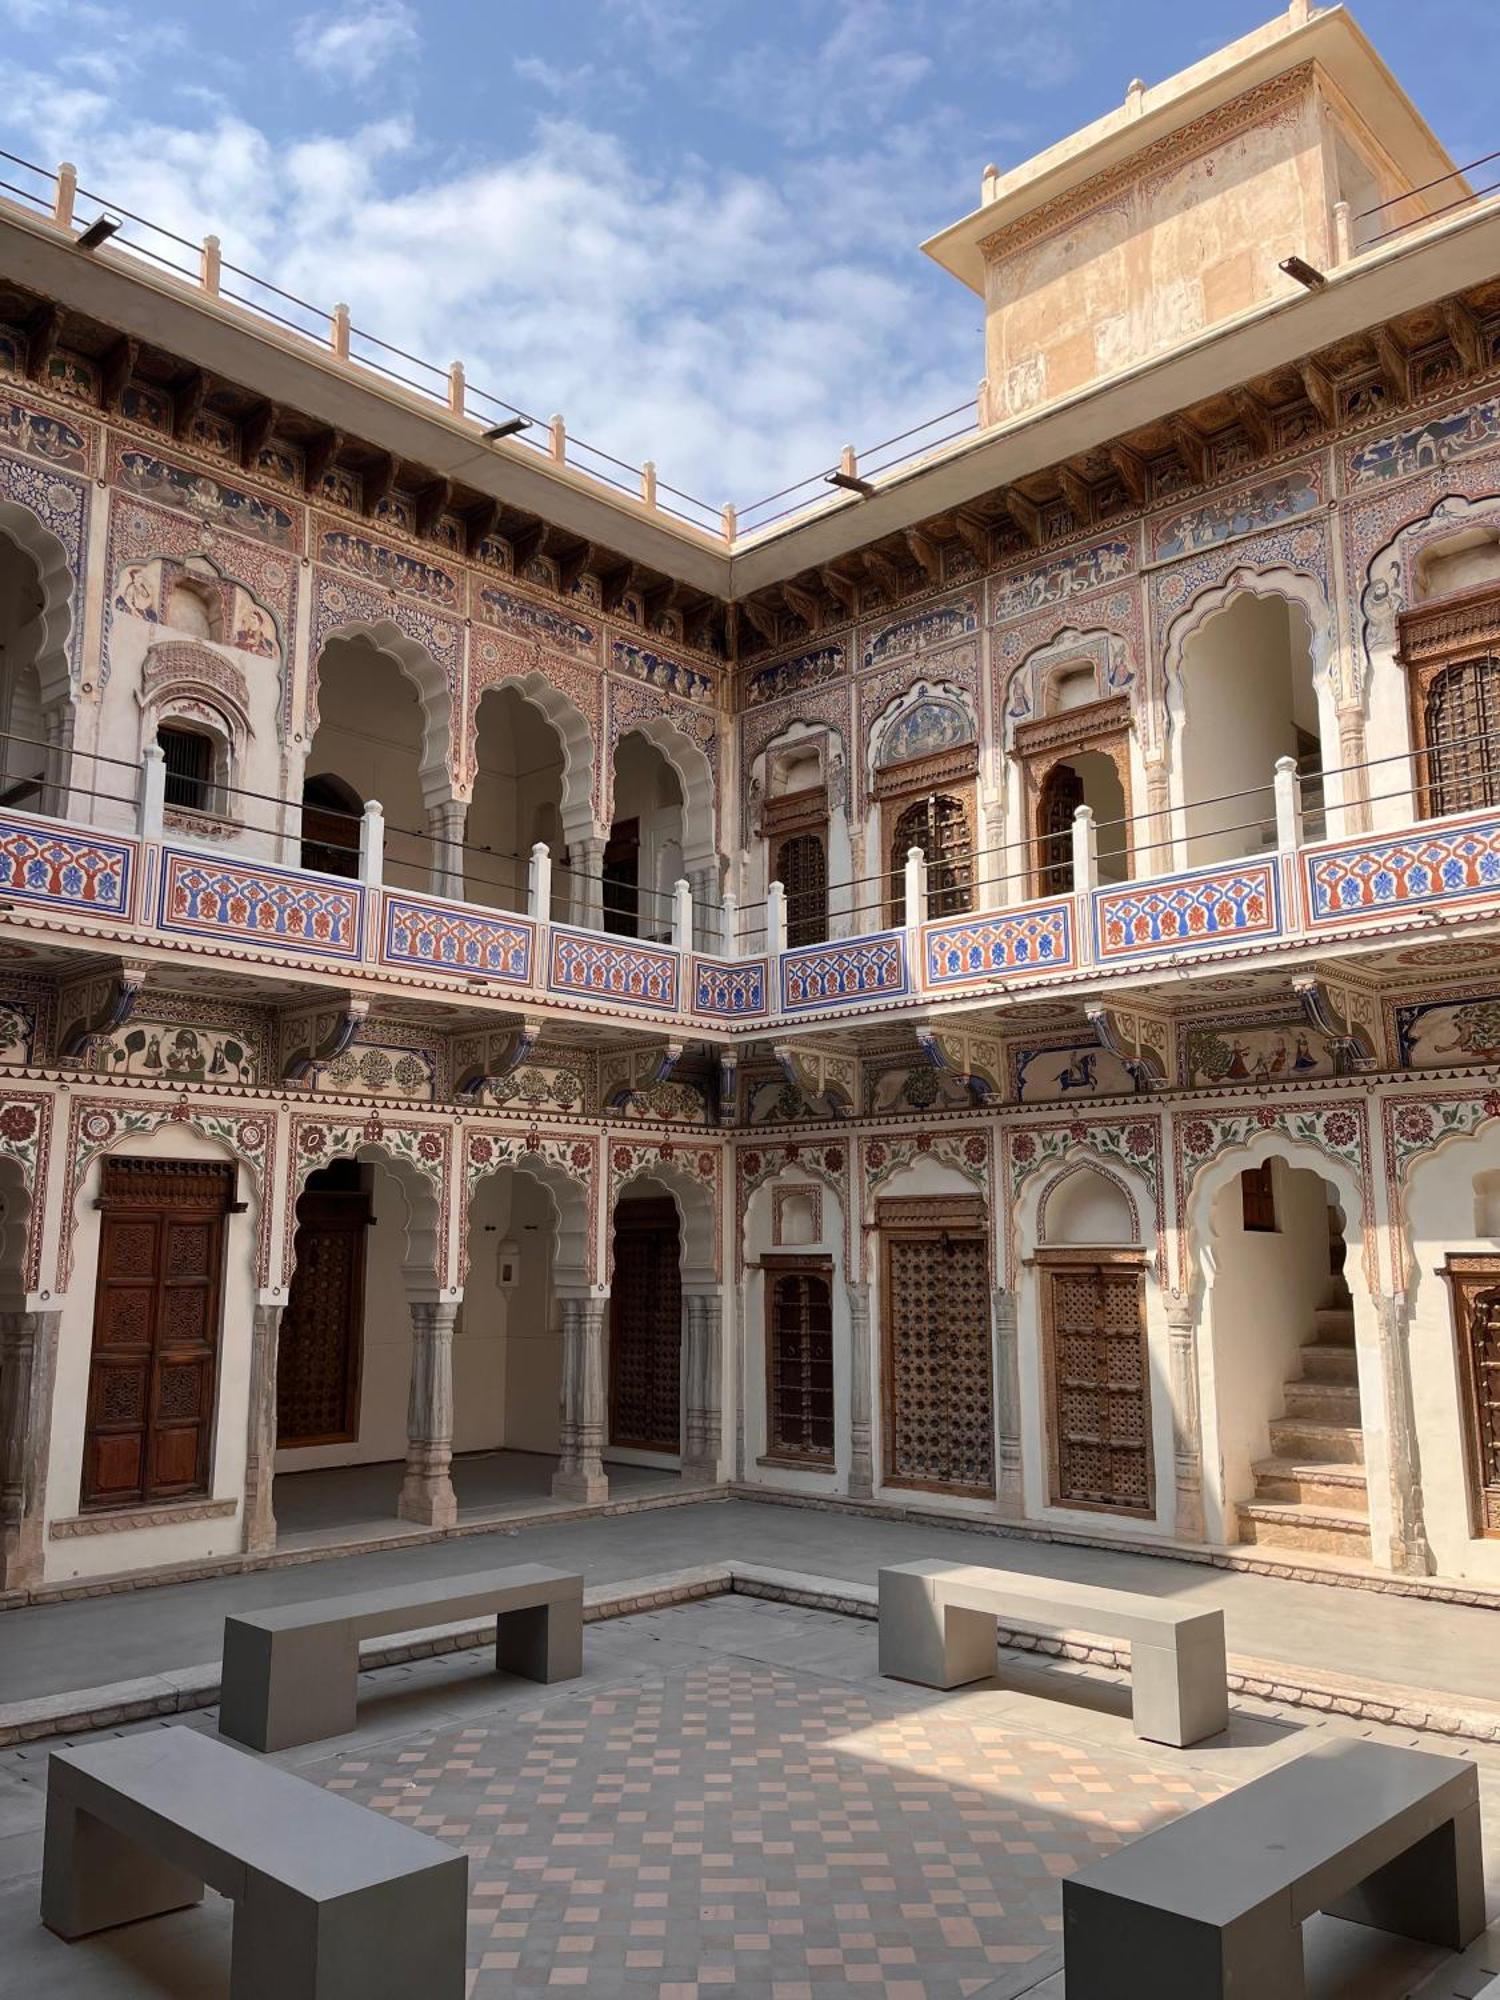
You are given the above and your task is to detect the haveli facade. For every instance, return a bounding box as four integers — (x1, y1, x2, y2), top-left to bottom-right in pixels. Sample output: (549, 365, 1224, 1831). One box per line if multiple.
(3, 2, 1500, 1603)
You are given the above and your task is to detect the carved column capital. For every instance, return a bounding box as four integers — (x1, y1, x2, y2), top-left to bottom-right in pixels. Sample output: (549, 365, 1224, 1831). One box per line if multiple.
(399, 1299, 460, 1530)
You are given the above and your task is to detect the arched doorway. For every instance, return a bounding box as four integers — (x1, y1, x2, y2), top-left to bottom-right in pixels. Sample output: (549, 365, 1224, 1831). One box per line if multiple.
(300, 772, 365, 878)
(1035, 751, 1128, 893)
(609, 1192, 682, 1453)
(607, 732, 684, 940)
(305, 634, 441, 893)
(468, 683, 567, 914)
(0, 531, 47, 810)
(1177, 592, 1323, 864)
(1204, 1157, 1365, 1557)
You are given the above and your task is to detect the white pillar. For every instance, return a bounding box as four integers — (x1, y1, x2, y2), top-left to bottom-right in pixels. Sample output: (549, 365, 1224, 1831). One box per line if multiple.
(671, 876, 693, 949)
(0, 1308, 61, 1589)
(1070, 805, 1098, 892)
(138, 740, 166, 842)
(1273, 754, 1303, 852)
(767, 880, 788, 957)
(903, 843, 927, 927)
(426, 799, 467, 901)
(242, 1303, 283, 1556)
(993, 1289, 1023, 1520)
(1375, 1292, 1434, 1574)
(552, 1295, 609, 1502)
(846, 1281, 874, 1498)
(359, 799, 385, 886)
(571, 835, 605, 930)
(528, 840, 553, 920)
(682, 1292, 723, 1484)
(720, 888, 739, 957)
(399, 1301, 459, 1529)
(687, 863, 717, 951)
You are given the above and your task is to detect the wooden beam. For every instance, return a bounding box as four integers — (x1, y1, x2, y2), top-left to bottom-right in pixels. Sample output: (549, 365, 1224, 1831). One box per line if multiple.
(820, 562, 860, 616)
(1106, 441, 1148, 505)
(171, 367, 207, 442)
(1167, 415, 1208, 485)
(1369, 326, 1408, 403)
(557, 539, 597, 598)
(21, 303, 61, 385)
(863, 547, 905, 601)
(360, 451, 396, 516)
(462, 495, 500, 556)
(904, 526, 943, 586)
(100, 334, 138, 415)
(781, 578, 823, 633)
(952, 507, 994, 564)
(1229, 386, 1274, 456)
(740, 594, 780, 645)
(238, 398, 277, 471)
(1001, 486, 1043, 547)
(1440, 297, 1486, 373)
(303, 426, 343, 496)
(600, 559, 643, 613)
(1055, 464, 1092, 525)
(1297, 358, 1337, 427)
(413, 475, 451, 538)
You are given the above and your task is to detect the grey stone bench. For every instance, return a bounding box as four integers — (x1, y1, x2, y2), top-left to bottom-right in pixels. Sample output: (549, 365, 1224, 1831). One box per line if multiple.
(1062, 1738, 1485, 1998)
(878, 1558, 1228, 1747)
(41, 1725, 467, 1999)
(220, 1560, 583, 1752)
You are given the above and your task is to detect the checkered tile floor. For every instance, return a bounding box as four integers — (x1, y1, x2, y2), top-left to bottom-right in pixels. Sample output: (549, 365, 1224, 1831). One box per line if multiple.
(319, 1657, 1228, 1999)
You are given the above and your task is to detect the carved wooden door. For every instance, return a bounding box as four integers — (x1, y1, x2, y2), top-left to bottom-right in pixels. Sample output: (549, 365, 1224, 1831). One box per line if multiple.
(880, 1200, 993, 1495)
(775, 830, 828, 948)
(609, 1196, 682, 1451)
(1042, 1255, 1152, 1514)
(1037, 761, 1085, 894)
(889, 794, 973, 923)
(1442, 1256, 1500, 1536)
(1425, 656, 1500, 816)
(765, 1263, 834, 1463)
(603, 817, 641, 937)
(278, 1176, 371, 1447)
(83, 1157, 234, 1509)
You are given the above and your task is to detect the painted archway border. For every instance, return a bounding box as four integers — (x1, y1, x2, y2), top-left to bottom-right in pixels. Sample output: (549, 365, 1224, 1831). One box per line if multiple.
(0, 1089, 53, 1295)
(284, 1110, 451, 1290)
(1381, 1084, 1500, 1288)
(1006, 1114, 1163, 1283)
(862, 1128, 994, 1220)
(608, 1138, 721, 1281)
(59, 1094, 274, 1291)
(1171, 1098, 1372, 1292)
(462, 1127, 600, 1287)
(737, 1138, 852, 1273)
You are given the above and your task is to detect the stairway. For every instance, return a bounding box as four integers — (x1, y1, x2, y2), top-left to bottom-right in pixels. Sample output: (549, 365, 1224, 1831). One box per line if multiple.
(1238, 1296, 1373, 1560)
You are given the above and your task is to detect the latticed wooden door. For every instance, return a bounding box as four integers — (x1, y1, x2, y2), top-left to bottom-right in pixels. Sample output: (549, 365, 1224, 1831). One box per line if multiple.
(766, 1266, 834, 1463)
(278, 1179, 371, 1447)
(889, 794, 973, 923)
(1037, 761, 1084, 893)
(610, 1196, 682, 1451)
(1424, 657, 1500, 817)
(881, 1202, 993, 1495)
(83, 1158, 234, 1509)
(775, 830, 828, 948)
(1443, 1256, 1500, 1536)
(1042, 1256, 1152, 1514)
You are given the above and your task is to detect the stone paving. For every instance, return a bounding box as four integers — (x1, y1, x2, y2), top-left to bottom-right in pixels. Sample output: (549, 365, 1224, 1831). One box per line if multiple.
(1, 1594, 1497, 1998)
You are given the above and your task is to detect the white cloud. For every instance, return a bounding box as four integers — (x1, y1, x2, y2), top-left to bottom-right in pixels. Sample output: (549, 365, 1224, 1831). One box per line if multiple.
(292, 1, 419, 89)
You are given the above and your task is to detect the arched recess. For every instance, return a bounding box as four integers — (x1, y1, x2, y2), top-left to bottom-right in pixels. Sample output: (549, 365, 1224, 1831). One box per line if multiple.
(864, 682, 979, 926)
(1006, 629, 1139, 895)
(606, 1161, 716, 1467)
(741, 1165, 848, 1488)
(1182, 1133, 1380, 1559)
(748, 719, 850, 947)
(614, 713, 716, 872)
(0, 501, 76, 813)
(1016, 1153, 1165, 1529)
(1163, 569, 1334, 865)
(608, 717, 719, 941)
(1399, 1117, 1500, 1580)
(469, 673, 593, 915)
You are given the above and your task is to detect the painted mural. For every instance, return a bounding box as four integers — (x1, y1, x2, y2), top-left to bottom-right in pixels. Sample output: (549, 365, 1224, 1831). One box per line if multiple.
(875, 696, 974, 767)
(612, 639, 714, 702)
(94, 1022, 260, 1086)
(1346, 395, 1500, 490)
(113, 448, 297, 549)
(1012, 1042, 1136, 1102)
(320, 1042, 439, 1100)
(862, 597, 979, 670)
(475, 584, 600, 661)
(0, 1000, 36, 1064)
(1151, 466, 1322, 560)
(743, 645, 845, 708)
(1395, 996, 1500, 1070)
(318, 528, 459, 608)
(0, 398, 90, 473)
(866, 1062, 974, 1115)
(1181, 1021, 1332, 1087)
(989, 540, 1132, 622)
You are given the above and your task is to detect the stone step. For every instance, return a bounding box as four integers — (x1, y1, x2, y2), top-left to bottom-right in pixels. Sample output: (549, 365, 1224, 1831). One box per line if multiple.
(1282, 1380, 1362, 1424)
(1314, 1305, 1356, 1343)
(1237, 1500, 1373, 1558)
(1251, 1457, 1370, 1513)
(1267, 1417, 1365, 1464)
(1298, 1342, 1360, 1385)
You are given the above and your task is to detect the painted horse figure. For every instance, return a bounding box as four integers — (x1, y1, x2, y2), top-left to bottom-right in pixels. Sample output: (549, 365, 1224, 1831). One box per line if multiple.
(1057, 1052, 1099, 1092)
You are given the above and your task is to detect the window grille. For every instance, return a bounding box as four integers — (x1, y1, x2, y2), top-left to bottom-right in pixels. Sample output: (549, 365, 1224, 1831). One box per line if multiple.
(1425, 656, 1500, 816)
(776, 830, 827, 947)
(889, 793, 972, 924)
(766, 1268, 834, 1462)
(158, 725, 214, 814)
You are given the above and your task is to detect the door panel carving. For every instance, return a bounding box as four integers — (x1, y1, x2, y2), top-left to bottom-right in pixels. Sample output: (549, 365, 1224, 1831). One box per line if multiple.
(609, 1196, 682, 1452)
(1040, 1251, 1152, 1515)
(278, 1182, 372, 1448)
(1441, 1255, 1500, 1536)
(879, 1197, 993, 1496)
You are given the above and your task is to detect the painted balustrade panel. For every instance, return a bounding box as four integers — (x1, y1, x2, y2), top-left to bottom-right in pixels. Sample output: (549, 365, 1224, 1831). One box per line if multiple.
(158, 849, 364, 958)
(692, 956, 769, 1019)
(1303, 811, 1500, 928)
(1093, 856, 1282, 962)
(0, 812, 135, 918)
(548, 925, 681, 1009)
(922, 900, 1074, 990)
(380, 892, 534, 983)
(780, 930, 909, 1013)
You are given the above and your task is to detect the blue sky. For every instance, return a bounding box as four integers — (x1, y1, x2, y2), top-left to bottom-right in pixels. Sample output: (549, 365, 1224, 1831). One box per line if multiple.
(0, 1, 1490, 505)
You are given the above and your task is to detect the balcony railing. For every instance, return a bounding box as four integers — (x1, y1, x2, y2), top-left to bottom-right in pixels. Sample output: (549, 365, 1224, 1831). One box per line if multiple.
(0, 735, 1497, 1033)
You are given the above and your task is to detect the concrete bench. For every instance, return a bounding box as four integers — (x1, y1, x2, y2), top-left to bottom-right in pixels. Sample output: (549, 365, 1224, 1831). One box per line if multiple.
(1062, 1738, 1485, 1998)
(220, 1560, 583, 1752)
(41, 1725, 467, 1999)
(878, 1558, 1228, 1748)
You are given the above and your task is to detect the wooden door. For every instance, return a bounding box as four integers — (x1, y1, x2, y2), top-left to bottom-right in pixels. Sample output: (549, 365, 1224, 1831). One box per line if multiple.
(278, 1171, 371, 1447)
(83, 1157, 234, 1509)
(765, 1261, 834, 1465)
(1441, 1255, 1500, 1536)
(603, 817, 640, 936)
(609, 1196, 681, 1451)
(1041, 1254, 1152, 1515)
(880, 1198, 993, 1496)
(1037, 761, 1084, 893)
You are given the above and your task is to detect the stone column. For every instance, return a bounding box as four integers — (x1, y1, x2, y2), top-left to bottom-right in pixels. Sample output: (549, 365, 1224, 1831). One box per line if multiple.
(1166, 1292, 1206, 1543)
(1375, 1291, 1434, 1575)
(571, 836, 606, 930)
(1335, 707, 1370, 836)
(426, 799, 468, 902)
(399, 1301, 459, 1529)
(682, 1291, 723, 1484)
(242, 1303, 283, 1556)
(846, 1280, 874, 1499)
(42, 700, 75, 820)
(1144, 754, 1172, 872)
(687, 865, 718, 952)
(0, 1308, 60, 1591)
(552, 1295, 609, 1503)
(992, 1288, 1023, 1519)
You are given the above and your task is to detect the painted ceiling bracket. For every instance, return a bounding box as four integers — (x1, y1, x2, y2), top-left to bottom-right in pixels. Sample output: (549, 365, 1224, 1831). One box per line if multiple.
(455, 1014, 546, 1099)
(1293, 973, 1378, 1075)
(58, 958, 153, 1063)
(282, 996, 372, 1083)
(1085, 1000, 1171, 1091)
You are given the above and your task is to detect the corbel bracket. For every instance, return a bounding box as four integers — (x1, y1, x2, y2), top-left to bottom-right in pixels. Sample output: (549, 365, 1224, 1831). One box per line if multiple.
(58, 958, 152, 1062)
(455, 1015, 546, 1099)
(282, 997, 372, 1082)
(914, 1023, 1004, 1105)
(1085, 1000, 1172, 1091)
